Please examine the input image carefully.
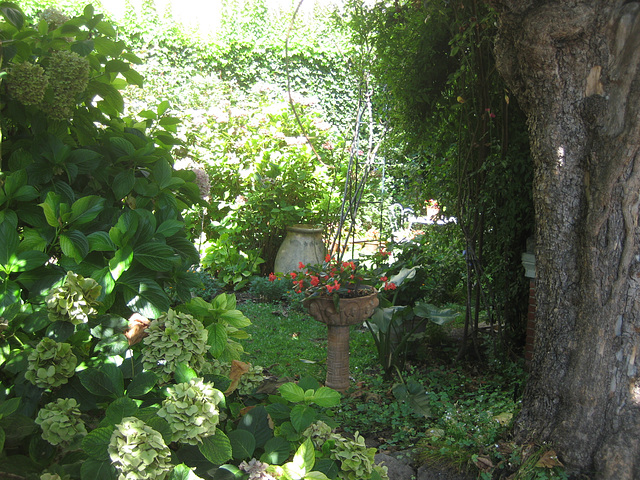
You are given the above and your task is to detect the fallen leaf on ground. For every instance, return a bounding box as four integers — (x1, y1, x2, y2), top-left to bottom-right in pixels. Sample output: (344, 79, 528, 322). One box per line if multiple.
(536, 450, 563, 468)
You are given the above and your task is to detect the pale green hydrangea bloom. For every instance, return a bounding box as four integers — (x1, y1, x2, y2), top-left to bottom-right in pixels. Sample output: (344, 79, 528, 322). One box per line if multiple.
(331, 432, 389, 480)
(142, 309, 209, 381)
(157, 377, 224, 445)
(25, 338, 77, 388)
(40, 474, 64, 480)
(108, 417, 172, 480)
(35, 397, 87, 445)
(46, 271, 101, 324)
(6, 62, 48, 105)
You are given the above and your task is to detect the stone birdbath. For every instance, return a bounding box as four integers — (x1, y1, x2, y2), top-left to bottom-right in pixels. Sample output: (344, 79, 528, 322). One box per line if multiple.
(303, 288, 379, 391)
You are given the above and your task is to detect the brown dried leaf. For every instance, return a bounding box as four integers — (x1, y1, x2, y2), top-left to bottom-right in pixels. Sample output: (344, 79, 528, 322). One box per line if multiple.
(535, 450, 564, 468)
(124, 313, 150, 346)
(224, 360, 250, 394)
(473, 455, 494, 472)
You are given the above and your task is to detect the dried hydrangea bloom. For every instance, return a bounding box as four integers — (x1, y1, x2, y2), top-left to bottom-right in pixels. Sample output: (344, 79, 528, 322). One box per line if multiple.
(39, 7, 70, 30)
(239, 459, 278, 480)
(141, 309, 209, 382)
(41, 50, 90, 120)
(46, 271, 101, 324)
(25, 338, 77, 388)
(302, 420, 334, 450)
(35, 398, 87, 445)
(6, 62, 48, 105)
(157, 377, 224, 445)
(108, 417, 172, 480)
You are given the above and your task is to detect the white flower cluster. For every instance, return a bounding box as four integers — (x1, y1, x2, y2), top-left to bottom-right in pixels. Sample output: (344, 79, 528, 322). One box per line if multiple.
(35, 398, 87, 445)
(108, 417, 172, 480)
(157, 377, 224, 445)
(141, 309, 209, 381)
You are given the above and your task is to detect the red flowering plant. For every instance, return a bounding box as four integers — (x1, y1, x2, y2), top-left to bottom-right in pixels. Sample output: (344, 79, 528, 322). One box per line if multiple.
(269, 254, 396, 308)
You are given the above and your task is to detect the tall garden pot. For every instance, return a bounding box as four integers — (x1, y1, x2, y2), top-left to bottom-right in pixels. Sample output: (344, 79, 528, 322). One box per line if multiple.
(273, 225, 325, 274)
(303, 288, 379, 391)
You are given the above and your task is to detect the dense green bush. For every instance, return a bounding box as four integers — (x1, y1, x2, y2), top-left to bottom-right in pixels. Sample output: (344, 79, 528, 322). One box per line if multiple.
(0, 5, 391, 480)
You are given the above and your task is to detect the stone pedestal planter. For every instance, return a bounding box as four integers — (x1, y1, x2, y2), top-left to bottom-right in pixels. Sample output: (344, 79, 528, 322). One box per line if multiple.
(304, 288, 379, 391)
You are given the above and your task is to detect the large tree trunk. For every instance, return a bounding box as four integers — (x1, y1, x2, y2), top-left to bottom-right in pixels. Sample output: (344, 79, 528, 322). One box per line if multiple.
(491, 1, 640, 478)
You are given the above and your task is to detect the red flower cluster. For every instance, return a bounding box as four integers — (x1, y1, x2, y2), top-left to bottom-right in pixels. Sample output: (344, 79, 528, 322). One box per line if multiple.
(268, 255, 395, 297)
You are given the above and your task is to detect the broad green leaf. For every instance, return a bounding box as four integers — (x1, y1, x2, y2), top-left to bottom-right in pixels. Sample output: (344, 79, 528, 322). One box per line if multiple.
(199, 430, 232, 465)
(0, 427, 4, 452)
(39, 191, 63, 228)
(290, 405, 317, 433)
(88, 231, 116, 252)
(19, 228, 47, 253)
(207, 323, 227, 358)
(89, 80, 124, 112)
(71, 39, 94, 56)
(109, 246, 133, 281)
(70, 195, 105, 225)
(93, 36, 124, 57)
(304, 472, 330, 480)
(104, 396, 138, 425)
(0, 397, 21, 417)
(126, 371, 158, 397)
(313, 459, 339, 479)
(11, 184, 38, 202)
(60, 230, 89, 262)
(228, 428, 255, 460)
(109, 137, 135, 157)
(3, 169, 26, 197)
(0, 2, 24, 29)
(78, 369, 119, 398)
(152, 159, 173, 190)
(156, 219, 183, 238)
(278, 382, 306, 403)
(112, 170, 135, 199)
(310, 387, 341, 408)
(174, 363, 198, 384)
(0, 222, 19, 268)
(122, 68, 144, 88)
(220, 310, 252, 328)
(119, 276, 169, 319)
(133, 242, 179, 272)
(81, 427, 114, 461)
(80, 459, 117, 480)
(237, 405, 272, 448)
(5, 250, 48, 274)
(168, 464, 205, 480)
(260, 436, 291, 465)
(157, 100, 170, 116)
(294, 438, 315, 471)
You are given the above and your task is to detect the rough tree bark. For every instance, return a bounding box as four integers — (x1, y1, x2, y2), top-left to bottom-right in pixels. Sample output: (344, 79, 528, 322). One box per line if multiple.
(490, 1, 640, 478)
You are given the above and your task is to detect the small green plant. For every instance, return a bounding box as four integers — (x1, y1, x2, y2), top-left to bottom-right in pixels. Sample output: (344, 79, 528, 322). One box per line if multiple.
(201, 234, 265, 290)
